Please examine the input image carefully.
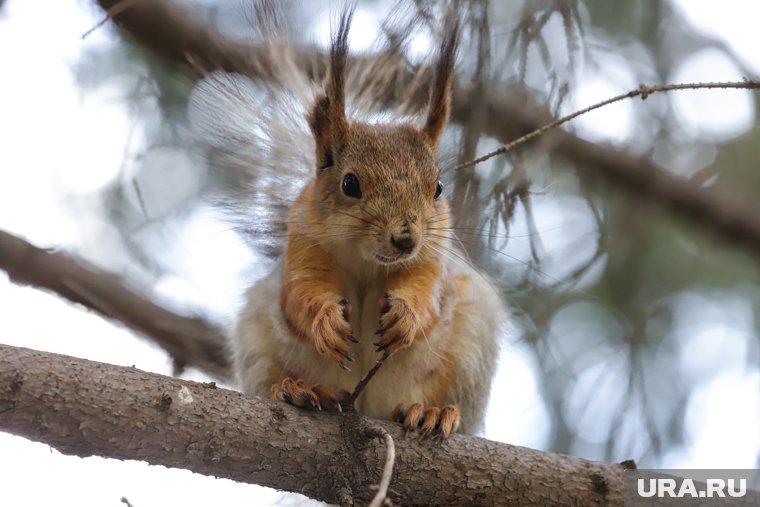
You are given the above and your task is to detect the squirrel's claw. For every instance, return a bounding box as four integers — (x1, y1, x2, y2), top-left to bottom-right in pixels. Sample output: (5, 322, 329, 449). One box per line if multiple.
(392, 402, 460, 440)
(271, 378, 320, 410)
(436, 405, 462, 439)
(312, 298, 356, 370)
(312, 384, 343, 412)
(419, 406, 441, 437)
(374, 295, 418, 354)
(271, 378, 345, 412)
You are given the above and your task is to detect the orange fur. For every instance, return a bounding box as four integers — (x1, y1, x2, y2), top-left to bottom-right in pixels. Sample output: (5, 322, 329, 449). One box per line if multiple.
(280, 195, 355, 366)
(376, 258, 442, 353)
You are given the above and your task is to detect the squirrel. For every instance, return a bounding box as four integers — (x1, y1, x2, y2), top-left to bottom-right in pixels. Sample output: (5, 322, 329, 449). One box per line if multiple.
(210, 8, 506, 438)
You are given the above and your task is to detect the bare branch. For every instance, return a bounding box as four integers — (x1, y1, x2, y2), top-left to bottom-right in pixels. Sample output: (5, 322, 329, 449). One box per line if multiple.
(461, 89, 760, 253)
(348, 350, 390, 406)
(0, 229, 231, 381)
(0, 343, 629, 505)
(365, 426, 396, 507)
(554, 129, 760, 253)
(454, 80, 760, 170)
(94, 0, 264, 75)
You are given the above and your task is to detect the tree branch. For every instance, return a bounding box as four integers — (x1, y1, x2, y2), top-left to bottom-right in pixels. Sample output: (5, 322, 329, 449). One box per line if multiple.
(0, 343, 627, 506)
(93, 0, 261, 74)
(0, 229, 231, 381)
(92, 0, 760, 255)
(365, 426, 396, 507)
(454, 81, 760, 171)
(554, 131, 760, 252)
(459, 90, 760, 253)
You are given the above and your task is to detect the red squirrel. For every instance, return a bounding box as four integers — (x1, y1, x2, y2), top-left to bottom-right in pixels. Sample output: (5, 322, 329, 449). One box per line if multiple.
(229, 9, 505, 438)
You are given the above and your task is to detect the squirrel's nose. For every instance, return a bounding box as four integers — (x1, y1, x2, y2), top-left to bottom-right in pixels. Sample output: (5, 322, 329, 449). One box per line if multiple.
(390, 234, 415, 254)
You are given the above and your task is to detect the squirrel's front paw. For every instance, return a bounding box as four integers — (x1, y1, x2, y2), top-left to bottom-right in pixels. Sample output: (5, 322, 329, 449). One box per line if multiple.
(374, 293, 420, 354)
(270, 378, 349, 412)
(312, 298, 357, 370)
(393, 402, 461, 440)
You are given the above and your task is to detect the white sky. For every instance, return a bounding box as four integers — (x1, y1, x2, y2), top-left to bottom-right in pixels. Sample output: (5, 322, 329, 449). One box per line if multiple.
(0, 1, 759, 506)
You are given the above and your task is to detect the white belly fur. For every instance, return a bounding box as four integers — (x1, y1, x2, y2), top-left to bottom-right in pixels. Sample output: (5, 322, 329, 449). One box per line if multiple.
(234, 258, 504, 434)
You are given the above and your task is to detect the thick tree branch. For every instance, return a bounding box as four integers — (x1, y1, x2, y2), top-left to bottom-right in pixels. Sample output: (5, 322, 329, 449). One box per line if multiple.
(0, 229, 231, 381)
(0, 343, 627, 506)
(93, 0, 260, 74)
(554, 132, 760, 252)
(93, 0, 760, 255)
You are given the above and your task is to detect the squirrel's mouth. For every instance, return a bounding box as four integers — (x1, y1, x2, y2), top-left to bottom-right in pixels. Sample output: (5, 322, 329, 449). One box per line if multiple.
(372, 253, 402, 265)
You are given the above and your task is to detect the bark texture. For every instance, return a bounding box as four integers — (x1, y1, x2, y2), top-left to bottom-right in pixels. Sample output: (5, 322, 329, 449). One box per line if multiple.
(0, 343, 627, 506)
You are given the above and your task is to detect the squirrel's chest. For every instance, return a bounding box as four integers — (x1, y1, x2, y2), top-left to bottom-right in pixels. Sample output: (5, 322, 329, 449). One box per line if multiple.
(342, 277, 385, 343)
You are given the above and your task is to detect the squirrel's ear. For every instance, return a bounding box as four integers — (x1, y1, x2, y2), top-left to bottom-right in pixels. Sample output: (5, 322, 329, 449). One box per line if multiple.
(421, 20, 459, 149)
(308, 9, 352, 170)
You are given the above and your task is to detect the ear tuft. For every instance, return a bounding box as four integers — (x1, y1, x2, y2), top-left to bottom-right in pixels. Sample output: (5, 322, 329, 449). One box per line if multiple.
(308, 93, 334, 169)
(308, 7, 354, 170)
(422, 17, 460, 149)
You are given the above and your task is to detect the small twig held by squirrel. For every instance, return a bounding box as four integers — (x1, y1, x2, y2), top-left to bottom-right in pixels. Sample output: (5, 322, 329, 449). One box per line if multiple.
(348, 350, 390, 406)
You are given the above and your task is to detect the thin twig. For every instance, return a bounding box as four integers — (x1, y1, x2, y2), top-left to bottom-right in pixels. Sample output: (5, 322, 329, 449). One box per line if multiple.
(454, 80, 760, 170)
(365, 426, 396, 507)
(82, 0, 138, 39)
(348, 351, 390, 406)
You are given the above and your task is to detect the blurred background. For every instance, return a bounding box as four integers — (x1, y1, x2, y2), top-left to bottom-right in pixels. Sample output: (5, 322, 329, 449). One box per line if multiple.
(1, 0, 759, 505)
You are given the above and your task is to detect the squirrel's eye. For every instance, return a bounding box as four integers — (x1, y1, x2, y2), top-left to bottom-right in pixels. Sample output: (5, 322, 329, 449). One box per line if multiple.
(434, 180, 443, 200)
(342, 173, 362, 198)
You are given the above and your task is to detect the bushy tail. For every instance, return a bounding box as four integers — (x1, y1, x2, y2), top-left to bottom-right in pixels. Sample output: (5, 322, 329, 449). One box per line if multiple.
(188, 1, 463, 258)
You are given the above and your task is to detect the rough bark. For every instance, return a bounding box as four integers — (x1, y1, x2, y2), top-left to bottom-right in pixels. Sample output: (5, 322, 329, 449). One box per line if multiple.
(0, 229, 231, 380)
(0, 343, 627, 506)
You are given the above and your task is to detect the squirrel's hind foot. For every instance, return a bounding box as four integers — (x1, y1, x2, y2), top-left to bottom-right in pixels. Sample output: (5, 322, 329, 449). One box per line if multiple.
(392, 402, 461, 440)
(270, 378, 348, 412)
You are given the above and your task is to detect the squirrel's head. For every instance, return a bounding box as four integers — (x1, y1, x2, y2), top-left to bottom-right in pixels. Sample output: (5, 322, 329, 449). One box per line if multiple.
(307, 10, 458, 267)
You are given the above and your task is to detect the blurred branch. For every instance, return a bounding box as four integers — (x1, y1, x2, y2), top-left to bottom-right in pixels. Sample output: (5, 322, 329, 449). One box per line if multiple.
(461, 89, 760, 253)
(0, 229, 231, 381)
(0, 343, 630, 506)
(455, 81, 760, 170)
(93, 0, 263, 75)
(93, 0, 760, 255)
(555, 130, 760, 252)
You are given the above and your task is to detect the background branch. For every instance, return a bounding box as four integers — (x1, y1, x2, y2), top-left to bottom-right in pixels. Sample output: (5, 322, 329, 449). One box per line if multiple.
(95, 0, 760, 256)
(454, 81, 760, 170)
(0, 229, 231, 381)
(0, 343, 628, 506)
